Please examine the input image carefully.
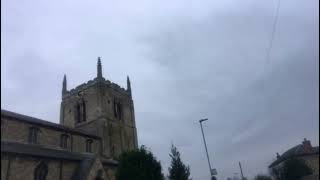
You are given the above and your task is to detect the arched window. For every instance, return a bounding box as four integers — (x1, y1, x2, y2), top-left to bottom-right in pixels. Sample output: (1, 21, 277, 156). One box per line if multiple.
(76, 103, 81, 123)
(118, 102, 122, 120)
(113, 99, 122, 120)
(60, 134, 69, 149)
(75, 99, 86, 123)
(113, 100, 117, 118)
(34, 162, 48, 180)
(86, 139, 93, 153)
(82, 99, 86, 122)
(29, 127, 40, 144)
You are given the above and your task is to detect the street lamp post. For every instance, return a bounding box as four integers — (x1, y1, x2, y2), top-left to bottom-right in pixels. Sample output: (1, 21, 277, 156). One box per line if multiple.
(199, 118, 215, 179)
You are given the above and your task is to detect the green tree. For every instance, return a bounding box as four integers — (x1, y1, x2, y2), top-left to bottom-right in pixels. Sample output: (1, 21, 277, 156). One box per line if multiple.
(116, 145, 165, 180)
(167, 144, 191, 180)
(281, 158, 313, 180)
(254, 174, 272, 180)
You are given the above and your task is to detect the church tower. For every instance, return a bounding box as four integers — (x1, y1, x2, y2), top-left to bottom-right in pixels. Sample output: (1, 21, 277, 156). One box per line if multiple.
(59, 57, 138, 158)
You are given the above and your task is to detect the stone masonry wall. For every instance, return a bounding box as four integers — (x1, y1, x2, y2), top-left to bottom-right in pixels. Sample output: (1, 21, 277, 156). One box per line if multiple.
(62, 84, 100, 128)
(61, 160, 78, 180)
(86, 158, 107, 180)
(60, 79, 138, 159)
(1, 154, 79, 180)
(1, 117, 100, 154)
(104, 166, 117, 180)
(1, 155, 10, 180)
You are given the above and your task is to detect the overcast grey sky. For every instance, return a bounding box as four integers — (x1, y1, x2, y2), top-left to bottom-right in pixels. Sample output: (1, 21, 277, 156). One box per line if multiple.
(1, 0, 319, 179)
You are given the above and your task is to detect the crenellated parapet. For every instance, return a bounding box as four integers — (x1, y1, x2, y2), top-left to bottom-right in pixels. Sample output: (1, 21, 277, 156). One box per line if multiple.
(61, 57, 132, 100)
(62, 77, 130, 100)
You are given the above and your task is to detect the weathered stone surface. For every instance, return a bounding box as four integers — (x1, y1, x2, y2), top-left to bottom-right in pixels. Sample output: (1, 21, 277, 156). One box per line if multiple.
(1, 117, 100, 154)
(60, 65, 138, 159)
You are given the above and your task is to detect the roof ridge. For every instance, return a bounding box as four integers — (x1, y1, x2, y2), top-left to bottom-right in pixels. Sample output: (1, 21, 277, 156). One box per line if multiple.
(1, 109, 100, 139)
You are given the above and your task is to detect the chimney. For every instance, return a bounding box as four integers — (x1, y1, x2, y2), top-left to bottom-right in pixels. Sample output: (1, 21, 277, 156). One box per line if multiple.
(302, 138, 312, 152)
(276, 153, 280, 159)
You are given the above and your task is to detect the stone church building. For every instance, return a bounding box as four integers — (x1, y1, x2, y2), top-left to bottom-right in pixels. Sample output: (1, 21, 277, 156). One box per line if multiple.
(1, 58, 138, 180)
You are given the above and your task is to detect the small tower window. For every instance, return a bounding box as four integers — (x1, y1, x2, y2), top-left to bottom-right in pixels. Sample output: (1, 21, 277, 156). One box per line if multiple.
(76, 103, 81, 123)
(118, 103, 122, 120)
(60, 134, 69, 149)
(75, 99, 86, 123)
(113, 99, 122, 120)
(82, 100, 86, 122)
(86, 139, 93, 153)
(113, 100, 117, 118)
(29, 127, 40, 144)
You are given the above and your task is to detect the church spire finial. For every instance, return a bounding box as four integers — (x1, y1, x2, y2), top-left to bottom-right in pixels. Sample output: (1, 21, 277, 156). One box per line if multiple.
(62, 74, 67, 97)
(97, 57, 103, 78)
(127, 75, 132, 97)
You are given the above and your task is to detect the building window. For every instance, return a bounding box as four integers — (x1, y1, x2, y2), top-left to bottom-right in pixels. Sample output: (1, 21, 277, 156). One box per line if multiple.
(86, 139, 93, 153)
(60, 134, 69, 149)
(113, 99, 122, 120)
(76, 103, 81, 123)
(82, 100, 86, 121)
(34, 161, 48, 180)
(113, 100, 117, 118)
(75, 99, 86, 123)
(29, 127, 40, 144)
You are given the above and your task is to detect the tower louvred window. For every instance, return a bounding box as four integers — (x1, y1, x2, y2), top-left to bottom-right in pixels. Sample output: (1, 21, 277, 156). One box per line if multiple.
(75, 99, 86, 123)
(113, 99, 122, 120)
(118, 103, 122, 120)
(114, 100, 118, 118)
(82, 99, 86, 122)
(76, 103, 81, 123)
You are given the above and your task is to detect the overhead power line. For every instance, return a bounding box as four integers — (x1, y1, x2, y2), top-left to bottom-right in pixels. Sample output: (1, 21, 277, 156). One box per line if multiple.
(265, 0, 281, 66)
(262, 0, 281, 118)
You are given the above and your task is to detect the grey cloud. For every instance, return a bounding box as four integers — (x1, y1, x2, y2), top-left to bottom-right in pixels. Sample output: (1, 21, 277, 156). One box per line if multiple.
(1, 0, 318, 179)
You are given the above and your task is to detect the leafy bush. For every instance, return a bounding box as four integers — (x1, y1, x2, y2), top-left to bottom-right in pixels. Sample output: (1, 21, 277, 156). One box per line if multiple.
(116, 145, 165, 180)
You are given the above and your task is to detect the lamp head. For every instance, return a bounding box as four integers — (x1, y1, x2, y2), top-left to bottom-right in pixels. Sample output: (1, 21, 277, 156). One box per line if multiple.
(199, 118, 208, 123)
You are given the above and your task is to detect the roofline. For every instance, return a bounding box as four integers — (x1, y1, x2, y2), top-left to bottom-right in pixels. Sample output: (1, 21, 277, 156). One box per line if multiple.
(269, 151, 319, 168)
(1, 109, 101, 139)
(1, 140, 118, 163)
(1, 140, 93, 161)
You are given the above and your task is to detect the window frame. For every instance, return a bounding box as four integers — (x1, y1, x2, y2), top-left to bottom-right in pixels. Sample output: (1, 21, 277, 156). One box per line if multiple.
(113, 99, 123, 120)
(86, 139, 93, 153)
(28, 127, 40, 144)
(75, 99, 87, 124)
(60, 134, 69, 149)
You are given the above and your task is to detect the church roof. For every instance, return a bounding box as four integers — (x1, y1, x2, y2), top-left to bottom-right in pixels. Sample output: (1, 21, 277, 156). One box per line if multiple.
(1, 140, 93, 160)
(269, 142, 319, 168)
(1, 109, 101, 139)
(1, 141, 118, 180)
